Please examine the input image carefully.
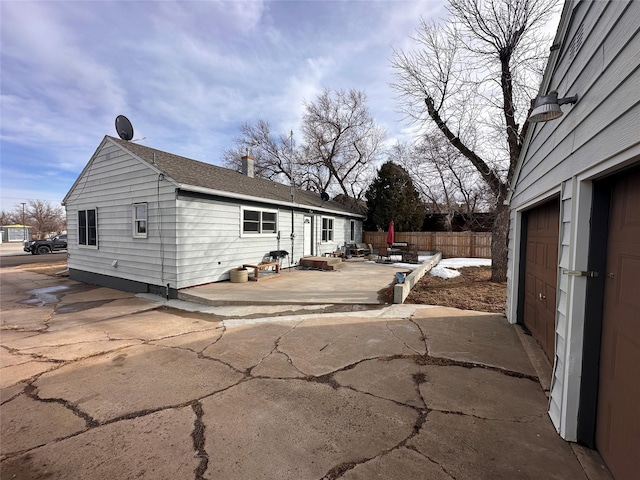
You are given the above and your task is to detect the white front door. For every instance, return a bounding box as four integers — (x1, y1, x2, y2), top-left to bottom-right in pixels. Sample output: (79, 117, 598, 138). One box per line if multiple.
(303, 216, 312, 256)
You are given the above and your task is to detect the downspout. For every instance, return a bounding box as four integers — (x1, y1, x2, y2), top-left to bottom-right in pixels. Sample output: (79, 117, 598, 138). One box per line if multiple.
(289, 130, 295, 265)
(157, 170, 168, 298)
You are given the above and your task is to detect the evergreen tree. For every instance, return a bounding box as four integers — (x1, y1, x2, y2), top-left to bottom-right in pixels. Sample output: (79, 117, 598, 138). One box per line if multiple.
(364, 161, 425, 231)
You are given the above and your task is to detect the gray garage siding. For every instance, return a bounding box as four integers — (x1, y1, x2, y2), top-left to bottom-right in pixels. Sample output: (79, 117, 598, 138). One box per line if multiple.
(507, 0, 640, 436)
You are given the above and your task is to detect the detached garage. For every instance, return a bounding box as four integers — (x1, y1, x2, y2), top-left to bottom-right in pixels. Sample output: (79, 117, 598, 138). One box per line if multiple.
(506, 1, 639, 479)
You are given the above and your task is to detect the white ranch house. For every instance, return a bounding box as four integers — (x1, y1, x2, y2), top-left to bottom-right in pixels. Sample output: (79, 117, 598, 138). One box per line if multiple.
(506, 1, 639, 479)
(63, 136, 364, 298)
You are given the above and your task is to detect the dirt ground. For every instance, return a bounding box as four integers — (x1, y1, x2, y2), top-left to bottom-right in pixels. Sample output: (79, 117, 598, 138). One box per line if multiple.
(19, 260, 68, 277)
(405, 266, 507, 314)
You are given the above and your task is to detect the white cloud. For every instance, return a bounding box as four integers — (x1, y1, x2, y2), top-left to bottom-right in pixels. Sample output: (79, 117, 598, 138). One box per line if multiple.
(5, 0, 516, 210)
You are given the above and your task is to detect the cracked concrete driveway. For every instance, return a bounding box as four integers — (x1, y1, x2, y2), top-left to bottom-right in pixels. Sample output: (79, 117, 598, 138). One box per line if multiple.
(1, 268, 591, 480)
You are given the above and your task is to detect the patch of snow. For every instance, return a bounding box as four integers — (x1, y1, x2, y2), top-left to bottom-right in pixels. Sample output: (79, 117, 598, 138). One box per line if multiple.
(364, 254, 435, 271)
(430, 265, 461, 279)
(438, 258, 491, 269)
(364, 255, 489, 273)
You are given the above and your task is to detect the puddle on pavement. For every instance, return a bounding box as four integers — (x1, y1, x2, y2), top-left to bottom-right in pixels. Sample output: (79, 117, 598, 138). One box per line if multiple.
(20, 284, 98, 307)
(20, 292, 61, 306)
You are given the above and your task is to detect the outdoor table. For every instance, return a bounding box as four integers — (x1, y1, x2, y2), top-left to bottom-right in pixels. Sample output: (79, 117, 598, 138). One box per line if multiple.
(242, 262, 280, 281)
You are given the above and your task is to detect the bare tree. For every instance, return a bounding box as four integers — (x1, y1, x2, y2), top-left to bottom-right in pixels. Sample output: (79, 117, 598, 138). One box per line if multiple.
(0, 210, 20, 226)
(22, 200, 65, 238)
(222, 89, 383, 200)
(391, 0, 558, 281)
(391, 137, 495, 231)
(301, 88, 385, 199)
(221, 120, 302, 185)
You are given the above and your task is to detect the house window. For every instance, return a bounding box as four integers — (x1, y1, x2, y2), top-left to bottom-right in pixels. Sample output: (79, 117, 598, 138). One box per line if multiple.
(133, 203, 148, 238)
(242, 208, 278, 235)
(350, 220, 356, 242)
(321, 217, 334, 242)
(78, 209, 97, 246)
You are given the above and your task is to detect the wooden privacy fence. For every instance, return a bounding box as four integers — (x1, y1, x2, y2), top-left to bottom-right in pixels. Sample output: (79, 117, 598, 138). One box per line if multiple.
(363, 231, 492, 259)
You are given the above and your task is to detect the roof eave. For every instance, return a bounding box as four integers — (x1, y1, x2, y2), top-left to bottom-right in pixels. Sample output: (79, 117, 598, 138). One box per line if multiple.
(180, 184, 365, 218)
(507, 0, 578, 204)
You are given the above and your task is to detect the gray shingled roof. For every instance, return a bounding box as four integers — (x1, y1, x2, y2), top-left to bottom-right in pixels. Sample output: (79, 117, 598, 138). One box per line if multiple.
(107, 136, 359, 215)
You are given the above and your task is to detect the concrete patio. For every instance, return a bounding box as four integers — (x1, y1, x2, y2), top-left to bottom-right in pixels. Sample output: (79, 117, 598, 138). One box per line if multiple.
(178, 259, 411, 307)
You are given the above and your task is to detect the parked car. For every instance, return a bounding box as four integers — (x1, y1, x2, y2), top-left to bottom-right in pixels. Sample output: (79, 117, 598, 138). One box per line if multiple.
(24, 234, 68, 255)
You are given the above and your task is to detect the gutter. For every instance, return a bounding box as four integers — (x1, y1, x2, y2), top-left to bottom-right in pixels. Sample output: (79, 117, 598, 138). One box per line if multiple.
(178, 184, 366, 218)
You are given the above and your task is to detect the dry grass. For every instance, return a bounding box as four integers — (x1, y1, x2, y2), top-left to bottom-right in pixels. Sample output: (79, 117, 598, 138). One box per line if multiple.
(405, 266, 506, 313)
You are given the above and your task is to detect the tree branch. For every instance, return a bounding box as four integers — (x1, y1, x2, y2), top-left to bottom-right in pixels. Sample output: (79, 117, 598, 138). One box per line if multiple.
(425, 96, 505, 197)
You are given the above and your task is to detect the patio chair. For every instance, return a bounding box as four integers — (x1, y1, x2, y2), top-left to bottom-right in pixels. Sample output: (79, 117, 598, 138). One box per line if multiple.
(367, 243, 377, 260)
(354, 243, 370, 256)
(377, 246, 391, 263)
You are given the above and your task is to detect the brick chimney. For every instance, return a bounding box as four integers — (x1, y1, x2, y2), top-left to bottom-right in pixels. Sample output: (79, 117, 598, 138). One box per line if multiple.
(241, 155, 254, 178)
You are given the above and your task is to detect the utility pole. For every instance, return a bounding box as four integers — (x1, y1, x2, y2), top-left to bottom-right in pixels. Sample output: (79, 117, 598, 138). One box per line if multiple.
(289, 130, 295, 265)
(21, 202, 26, 241)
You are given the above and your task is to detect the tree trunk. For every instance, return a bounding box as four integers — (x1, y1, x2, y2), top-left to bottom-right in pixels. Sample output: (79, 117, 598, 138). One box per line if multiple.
(491, 200, 510, 283)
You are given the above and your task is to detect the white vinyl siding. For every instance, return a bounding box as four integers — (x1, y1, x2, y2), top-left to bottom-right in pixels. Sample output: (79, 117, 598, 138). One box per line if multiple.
(177, 199, 285, 287)
(65, 139, 178, 288)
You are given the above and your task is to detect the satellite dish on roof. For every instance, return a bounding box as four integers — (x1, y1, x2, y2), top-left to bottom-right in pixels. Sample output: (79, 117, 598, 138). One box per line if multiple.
(115, 115, 134, 141)
(320, 191, 330, 201)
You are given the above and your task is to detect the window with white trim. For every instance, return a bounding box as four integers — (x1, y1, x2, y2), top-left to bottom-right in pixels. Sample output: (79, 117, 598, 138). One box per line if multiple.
(133, 203, 148, 238)
(350, 220, 356, 242)
(242, 208, 277, 235)
(78, 209, 97, 246)
(321, 217, 334, 242)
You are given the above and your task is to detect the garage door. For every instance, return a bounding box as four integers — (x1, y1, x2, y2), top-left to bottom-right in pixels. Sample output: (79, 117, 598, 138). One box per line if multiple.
(523, 199, 559, 361)
(596, 167, 640, 480)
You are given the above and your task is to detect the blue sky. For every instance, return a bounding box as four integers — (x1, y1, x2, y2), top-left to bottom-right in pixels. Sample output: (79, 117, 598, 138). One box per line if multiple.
(1, 0, 451, 212)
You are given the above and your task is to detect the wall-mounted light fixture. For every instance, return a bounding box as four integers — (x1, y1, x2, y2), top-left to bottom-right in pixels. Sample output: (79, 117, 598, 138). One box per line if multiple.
(529, 90, 579, 123)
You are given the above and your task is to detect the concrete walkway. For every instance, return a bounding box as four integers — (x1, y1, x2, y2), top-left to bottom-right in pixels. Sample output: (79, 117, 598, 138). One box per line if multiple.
(0, 267, 607, 479)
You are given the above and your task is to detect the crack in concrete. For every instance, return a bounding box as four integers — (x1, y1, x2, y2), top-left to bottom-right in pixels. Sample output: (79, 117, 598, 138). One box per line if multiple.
(272, 321, 308, 375)
(409, 317, 429, 354)
(246, 321, 305, 376)
(320, 408, 432, 478)
(411, 354, 540, 382)
(431, 408, 545, 424)
(24, 384, 99, 429)
(191, 400, 208, 480)
(412, 371, 428, 408)
(196, 351, 247, 376)
(314, 347, 543, 480)
(385, 320, 423, 354)
(321, 457, 368, 479)
(405, 444, 458, 479)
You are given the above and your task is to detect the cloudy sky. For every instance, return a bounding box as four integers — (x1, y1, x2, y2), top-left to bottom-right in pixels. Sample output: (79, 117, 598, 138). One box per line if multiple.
(1, 0, 454, 211)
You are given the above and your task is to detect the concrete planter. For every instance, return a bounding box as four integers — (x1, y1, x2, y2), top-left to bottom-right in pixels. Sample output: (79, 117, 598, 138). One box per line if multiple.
(229, 268, 249, 283)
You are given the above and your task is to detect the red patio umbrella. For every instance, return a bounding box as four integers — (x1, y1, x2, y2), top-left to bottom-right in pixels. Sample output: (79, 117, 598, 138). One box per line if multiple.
(386, 220, 395, 247)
